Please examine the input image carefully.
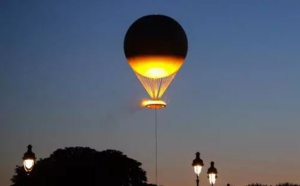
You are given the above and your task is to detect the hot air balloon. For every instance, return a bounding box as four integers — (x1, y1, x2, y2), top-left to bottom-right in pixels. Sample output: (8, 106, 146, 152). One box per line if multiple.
(124, 14, 188, 109)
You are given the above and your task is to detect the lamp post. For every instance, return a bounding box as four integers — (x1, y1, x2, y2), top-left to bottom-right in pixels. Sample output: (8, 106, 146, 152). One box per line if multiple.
(192, 152, 204, 186)
(192, 152, 218, 186)
(22, 145, 36, 173)
(207, 161, 218, 186)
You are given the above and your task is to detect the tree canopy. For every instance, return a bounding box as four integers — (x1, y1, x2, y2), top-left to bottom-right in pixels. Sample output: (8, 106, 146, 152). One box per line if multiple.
(11, 147, 155, 186)
(247, 183, 268, 186)
(276, 183, 300, 186)
(246, 183, 300, 186)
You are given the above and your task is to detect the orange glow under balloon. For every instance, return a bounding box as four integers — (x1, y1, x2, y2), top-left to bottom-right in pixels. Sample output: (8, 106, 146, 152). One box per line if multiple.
(127, 55, 184, 78)
(142, 99, 166, 109)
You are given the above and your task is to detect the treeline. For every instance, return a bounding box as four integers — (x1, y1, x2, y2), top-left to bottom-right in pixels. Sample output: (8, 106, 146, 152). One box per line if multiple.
(247, 183, 300, 186)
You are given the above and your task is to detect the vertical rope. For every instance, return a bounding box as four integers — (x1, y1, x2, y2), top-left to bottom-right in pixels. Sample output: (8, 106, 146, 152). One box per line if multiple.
(155, 108, 158, 186)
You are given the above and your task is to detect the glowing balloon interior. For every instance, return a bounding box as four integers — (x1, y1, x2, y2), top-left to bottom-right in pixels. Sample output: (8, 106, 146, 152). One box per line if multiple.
(124, 15, 188, 109)
(128, 56, 184, 79)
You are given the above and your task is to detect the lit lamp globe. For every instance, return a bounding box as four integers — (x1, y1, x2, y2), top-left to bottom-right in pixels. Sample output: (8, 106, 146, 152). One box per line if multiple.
(124, 14, 188, 109)
(22, 145, 36, 173)
(207, 161, 218, 186)
(192, 152, 204, 176)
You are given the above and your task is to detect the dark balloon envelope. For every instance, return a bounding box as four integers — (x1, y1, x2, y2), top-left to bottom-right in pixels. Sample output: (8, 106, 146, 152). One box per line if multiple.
(124, 14, 188, 59)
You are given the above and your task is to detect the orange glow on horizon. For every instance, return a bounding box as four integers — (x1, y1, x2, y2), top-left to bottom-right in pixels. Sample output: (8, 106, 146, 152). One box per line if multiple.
(127, 55, 184, 78)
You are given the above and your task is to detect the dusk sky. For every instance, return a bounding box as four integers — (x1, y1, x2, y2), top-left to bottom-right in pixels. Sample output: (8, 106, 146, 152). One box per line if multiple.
(1, 1, 300, 186)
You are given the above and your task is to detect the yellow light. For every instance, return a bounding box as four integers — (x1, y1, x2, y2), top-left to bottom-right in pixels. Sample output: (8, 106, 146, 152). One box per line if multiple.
(127, 55, 184, 78)
(141, 99, 166, 109)
(136, 72, 175, 100)
(23, 159, 34, 172)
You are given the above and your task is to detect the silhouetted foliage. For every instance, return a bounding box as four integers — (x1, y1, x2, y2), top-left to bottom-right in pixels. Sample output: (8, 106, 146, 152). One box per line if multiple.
(247, 183, 268, 186)
(11, 147, 156, 186)
(276, 183, 300, 186)
(246, 183, 300, 186)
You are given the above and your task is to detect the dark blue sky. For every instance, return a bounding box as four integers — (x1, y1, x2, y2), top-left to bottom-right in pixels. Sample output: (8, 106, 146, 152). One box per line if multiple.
(1, 1, 300, 186)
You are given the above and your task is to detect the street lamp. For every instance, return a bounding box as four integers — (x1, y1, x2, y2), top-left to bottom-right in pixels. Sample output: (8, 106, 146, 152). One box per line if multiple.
(207, 161, 218, 186)
(22, 145, 36, 173)
(192, 152, 218, 186)
(192, 152, 204, 186)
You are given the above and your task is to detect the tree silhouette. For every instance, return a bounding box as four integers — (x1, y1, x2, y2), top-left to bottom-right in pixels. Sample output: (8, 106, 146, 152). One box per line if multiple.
(247, 183, 268, 186)
(11, 147, 156, 186)
(246, 183, 300, 186)
(276, 183, 300, 186)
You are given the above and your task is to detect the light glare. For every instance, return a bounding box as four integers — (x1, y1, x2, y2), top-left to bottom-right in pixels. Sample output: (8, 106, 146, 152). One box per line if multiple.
(209, 173, 216, 185)
(141, 99, 166, 109)
(194, 165, 202, 176)
(23, 159, 34, 172)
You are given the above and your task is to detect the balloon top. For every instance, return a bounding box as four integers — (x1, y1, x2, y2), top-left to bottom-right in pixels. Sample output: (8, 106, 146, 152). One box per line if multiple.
(124, 15, 188, 78)
(124, 14, 188, 59)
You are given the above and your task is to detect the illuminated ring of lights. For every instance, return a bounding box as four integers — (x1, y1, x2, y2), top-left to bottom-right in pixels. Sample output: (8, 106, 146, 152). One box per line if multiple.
(142, 100, 166, 109)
